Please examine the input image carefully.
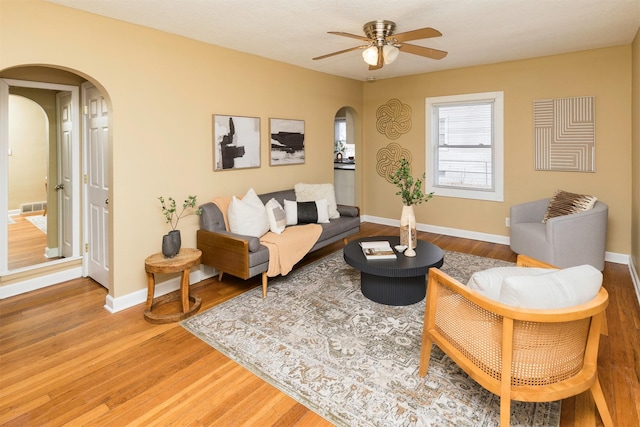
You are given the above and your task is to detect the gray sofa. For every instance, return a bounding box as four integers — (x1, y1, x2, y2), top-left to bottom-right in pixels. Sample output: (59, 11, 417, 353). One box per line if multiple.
(509, 198, 608, 271)
(197, 188, 360, 297)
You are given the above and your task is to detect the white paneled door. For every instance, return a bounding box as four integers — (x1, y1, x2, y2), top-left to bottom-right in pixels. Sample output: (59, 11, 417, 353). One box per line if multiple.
(83, 83, 109, 289)
(57, 91, 74, 259)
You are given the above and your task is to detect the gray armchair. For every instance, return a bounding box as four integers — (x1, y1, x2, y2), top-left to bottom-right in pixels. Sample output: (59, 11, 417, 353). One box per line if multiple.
(509, 198, 608, 270)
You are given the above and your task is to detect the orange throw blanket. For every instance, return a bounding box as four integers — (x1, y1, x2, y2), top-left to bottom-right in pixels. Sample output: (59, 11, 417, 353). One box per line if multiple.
(212, 196, 233, 231)
(211, 195, 322, 277)
(260, 224, 322, 277)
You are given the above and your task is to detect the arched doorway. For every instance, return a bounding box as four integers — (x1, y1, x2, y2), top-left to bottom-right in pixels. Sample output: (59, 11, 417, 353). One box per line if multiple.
(334, 107, 357, 206)
(0, 65, 112, 296)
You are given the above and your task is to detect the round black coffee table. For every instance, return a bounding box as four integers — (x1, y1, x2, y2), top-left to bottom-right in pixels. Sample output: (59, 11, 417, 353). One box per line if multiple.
(343, 236, 444, 306)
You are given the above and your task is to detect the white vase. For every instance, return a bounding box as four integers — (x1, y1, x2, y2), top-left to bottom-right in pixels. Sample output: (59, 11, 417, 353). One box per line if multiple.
(400, 205, 417, 249)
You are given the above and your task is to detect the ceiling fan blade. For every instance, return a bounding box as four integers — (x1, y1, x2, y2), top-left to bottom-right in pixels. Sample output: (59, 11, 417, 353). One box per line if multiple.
(312, 45, 366, 60)
(389, 27, 442, 43)
(398, 43, 448, 60)
(368, 46, 384, 70)
(328, 31, 370, 42)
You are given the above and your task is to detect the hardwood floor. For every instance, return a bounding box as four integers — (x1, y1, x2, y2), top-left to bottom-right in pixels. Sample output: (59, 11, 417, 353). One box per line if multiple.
(7, 212, 58, 270)
(1, 222, 638, 426)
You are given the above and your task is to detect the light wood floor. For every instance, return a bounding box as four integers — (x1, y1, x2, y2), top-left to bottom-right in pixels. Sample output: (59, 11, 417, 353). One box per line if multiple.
(1, 222, 638, 426)
(7, 212, 56, 270)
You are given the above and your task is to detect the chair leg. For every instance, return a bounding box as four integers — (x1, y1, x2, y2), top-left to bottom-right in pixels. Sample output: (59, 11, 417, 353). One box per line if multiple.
(261, 272, 268, 298)
(218, 271, 224, 281)
(590, 377, 614, 427)
(418, 337, 433, 377)
(500, 398, 511, 427)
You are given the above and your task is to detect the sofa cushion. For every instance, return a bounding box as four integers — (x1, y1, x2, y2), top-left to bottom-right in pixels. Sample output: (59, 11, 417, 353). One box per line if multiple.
(542, 189, 597, 223)
(228, 188, 269, 238)
(499, 265, 602, 309)
(284, 199, 330, 225)
(467, 266, 556, 300)
(258, 189, 296, 207)
(294, 183, 340, 219)
(265, 198, 286, 234)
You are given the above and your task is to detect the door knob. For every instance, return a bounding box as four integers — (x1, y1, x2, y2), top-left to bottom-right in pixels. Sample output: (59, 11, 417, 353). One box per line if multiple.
(105, 198, 109, 205)
(55, 184, 64, 190)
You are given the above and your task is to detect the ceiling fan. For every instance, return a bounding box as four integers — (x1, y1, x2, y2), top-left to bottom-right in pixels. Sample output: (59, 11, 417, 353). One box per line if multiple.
(312, 20, 447, 70)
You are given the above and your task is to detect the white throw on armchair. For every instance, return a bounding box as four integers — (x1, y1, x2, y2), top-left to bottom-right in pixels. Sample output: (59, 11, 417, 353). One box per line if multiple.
(510, 198, 608, 271)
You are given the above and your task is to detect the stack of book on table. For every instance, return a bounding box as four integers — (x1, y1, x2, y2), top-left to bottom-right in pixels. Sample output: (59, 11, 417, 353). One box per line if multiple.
(360, 241, 397, 260)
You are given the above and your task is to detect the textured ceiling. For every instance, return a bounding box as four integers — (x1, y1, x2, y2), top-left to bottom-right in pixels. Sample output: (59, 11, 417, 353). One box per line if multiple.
(46, 0, 640, 81)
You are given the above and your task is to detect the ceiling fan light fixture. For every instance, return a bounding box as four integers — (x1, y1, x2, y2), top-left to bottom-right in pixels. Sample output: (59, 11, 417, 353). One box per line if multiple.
(362, 45, 379, 66)
(382, 44, 399, 64)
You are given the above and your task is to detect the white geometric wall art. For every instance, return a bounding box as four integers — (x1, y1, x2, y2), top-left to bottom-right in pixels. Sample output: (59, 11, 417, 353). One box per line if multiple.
(533, 96, 595, 172)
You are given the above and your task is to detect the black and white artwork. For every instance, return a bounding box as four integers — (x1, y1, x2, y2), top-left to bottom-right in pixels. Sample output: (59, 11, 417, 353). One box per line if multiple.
(213, 115, 260, 171)
(269, 118, 305, 166)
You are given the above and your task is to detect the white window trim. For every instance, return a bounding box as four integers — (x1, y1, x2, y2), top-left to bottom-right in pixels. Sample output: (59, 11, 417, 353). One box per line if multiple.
(425, 91, 504, 202)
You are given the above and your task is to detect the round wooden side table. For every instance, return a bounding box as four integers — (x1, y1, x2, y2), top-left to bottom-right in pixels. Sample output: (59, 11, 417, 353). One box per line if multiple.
(144, 248, 202, 324)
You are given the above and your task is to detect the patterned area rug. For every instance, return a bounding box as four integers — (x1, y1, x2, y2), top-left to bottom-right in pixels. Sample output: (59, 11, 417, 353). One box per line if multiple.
(182, 250, 561, 426)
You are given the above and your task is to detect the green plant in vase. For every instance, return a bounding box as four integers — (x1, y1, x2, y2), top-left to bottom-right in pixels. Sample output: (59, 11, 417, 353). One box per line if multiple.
(158, 195, 202, 258)
(389, 158, 434, 251)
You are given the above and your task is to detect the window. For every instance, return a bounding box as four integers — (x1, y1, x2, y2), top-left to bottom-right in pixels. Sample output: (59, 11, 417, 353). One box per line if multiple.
(425, 91, 504, 202)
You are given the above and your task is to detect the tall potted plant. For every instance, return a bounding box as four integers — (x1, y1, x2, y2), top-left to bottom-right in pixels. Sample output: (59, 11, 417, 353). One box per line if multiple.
(389, 157, 433, 249)
(158, 195, 201, 258)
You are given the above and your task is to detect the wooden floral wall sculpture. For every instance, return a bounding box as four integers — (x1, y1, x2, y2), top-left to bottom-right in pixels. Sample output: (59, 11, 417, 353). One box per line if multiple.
(376, 99, 412, 140)
(376, 142, 412, 183)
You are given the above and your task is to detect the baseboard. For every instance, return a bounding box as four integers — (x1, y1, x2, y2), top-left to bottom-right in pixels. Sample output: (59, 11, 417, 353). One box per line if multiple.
(362, 215, 630, 265)
(0, 266, 83, 299)
(45, 246, 59, 258)
(104, 268, 204, 313)
(364, 214, 511, 246)
(629, 256, 640, 308)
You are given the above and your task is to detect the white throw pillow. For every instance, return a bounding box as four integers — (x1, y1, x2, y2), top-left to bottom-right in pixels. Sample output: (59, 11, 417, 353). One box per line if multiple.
(284, 199, 330, 225)
(228, 188, 269, 237)
(499, 265, 602, 309)
(265, 198, 286, 234)
(467, 267, 556, 300)
(294, 183, 340, 219)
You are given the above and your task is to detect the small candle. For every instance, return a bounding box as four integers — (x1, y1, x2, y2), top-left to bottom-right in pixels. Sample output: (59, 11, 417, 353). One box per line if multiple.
(405, 215, 416, 257)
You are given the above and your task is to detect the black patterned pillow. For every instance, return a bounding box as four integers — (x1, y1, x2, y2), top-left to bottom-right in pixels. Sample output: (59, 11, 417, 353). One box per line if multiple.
(283, 199, 330, 225)
(542, 190, 597, 223)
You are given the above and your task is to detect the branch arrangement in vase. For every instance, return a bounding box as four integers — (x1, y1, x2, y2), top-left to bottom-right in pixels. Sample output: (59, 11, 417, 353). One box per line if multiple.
(158, 195, 202, 231)
(389, 157, 434, 206)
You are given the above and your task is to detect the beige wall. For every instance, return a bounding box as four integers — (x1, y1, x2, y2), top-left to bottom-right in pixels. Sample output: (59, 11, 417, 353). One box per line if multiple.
(632, 28, 640, 273)
(0, 0, 363, 297)
(0, 0, 636, 300)
(8, 87, 60, 246)
(7, 94, 47, 210)
(362, 47, 633, 255)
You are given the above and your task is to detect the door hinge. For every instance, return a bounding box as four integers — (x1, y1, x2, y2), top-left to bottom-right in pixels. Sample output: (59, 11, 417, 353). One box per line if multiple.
(83, 105, 89, 115)
(85, 243, 89, 253)
(84, 174, 88, 184)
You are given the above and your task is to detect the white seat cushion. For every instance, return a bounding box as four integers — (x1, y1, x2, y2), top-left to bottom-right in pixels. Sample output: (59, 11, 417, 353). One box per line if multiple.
(467, 267, 555, 300)
(499, 265, 602, 309)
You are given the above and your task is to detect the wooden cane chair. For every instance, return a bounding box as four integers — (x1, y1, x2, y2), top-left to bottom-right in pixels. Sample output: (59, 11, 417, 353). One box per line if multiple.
(419, 255, 613, 427)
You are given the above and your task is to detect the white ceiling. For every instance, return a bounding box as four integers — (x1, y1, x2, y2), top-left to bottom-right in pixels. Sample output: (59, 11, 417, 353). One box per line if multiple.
(46, 0, 640, 81)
